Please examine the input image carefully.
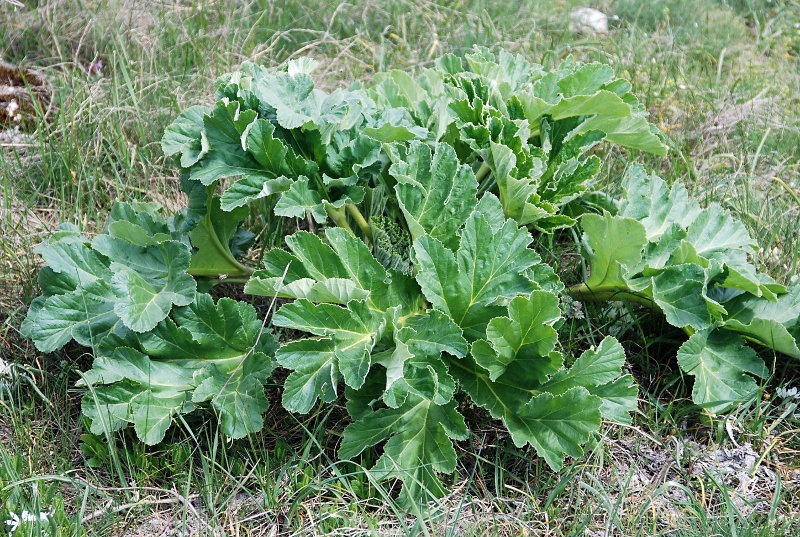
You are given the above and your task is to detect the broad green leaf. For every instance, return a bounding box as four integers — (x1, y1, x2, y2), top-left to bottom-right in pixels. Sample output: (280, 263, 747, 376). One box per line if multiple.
(473, 292, 561, 380)
(474, 192, 506, 230)
(362, 122, 419, 142)
(579, 115, 665, 154)
(81, 347, 194, 444)
(246, 119, 317, 177)
(722, 282, 800, 354)
(108, 220, 172, 248)
(400, 310, 468, 359)
(36, 241, 112, 288)
(155, 295, 275, 359)
(515, 388, 602, 470)
(161, 105, 211, 167)
(339, 395, 468, 508)
(272, 299, 384, 389)
(548, 90, 631, 120)
(285, 231, 349, 280)
(591, 375, 639, 424)
(190, 100, 261, 186)
(581, 211, 646, 290)
(273, 177, 327, 223)
(539, 336, 638, 423)
(79, 294, 276, 444)
(723, 318, 800, 359)
(650, 264, 714, 330)
(92, 235, 196, 332)
(250, 229, 404, 312)
(28, 280, 124, 352)
(686, 205, 757, 258)
(463, 47, 537, 96)
(459, 118, 575, 231)
(538, 132, 603, 207)
(246, 247, 366, 304)
(220, 176, 293, 212)
(541, 336, 627, 394)
(82, 381, 138, 435)
(192, 353, 273, 438)
(324, 132, 382, 179)
(677, 329, 767, 414)
(248, 227, 423, 409)
(620, 165, 700, 240)
(277, 339, 339, 413)
(633, 223, 687, 272)
(452, 352, 603, 471)
(413, 212, 540, 338)
(325, 228, 393, 310)
(217, 118, 318, 211)
(23, 217, 197, 350)
(287, 57, 319, 76)
(80, 346, 194, 391)
(131, 390, 189, 445)
(553, 61, 614, 98)
(250, 71, 351, 130)
(379, 310, 466, 405)
(390, 141, 478, 250)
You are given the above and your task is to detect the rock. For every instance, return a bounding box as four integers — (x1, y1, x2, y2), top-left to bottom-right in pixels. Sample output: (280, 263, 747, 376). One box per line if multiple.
(569, 8, 609, 34)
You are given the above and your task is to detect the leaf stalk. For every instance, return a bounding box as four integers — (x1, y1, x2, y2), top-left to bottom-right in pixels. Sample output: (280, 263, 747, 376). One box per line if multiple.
(325, 205, 355, 235)
(568, 283, 656, 309)
(345, 203, 373, 242)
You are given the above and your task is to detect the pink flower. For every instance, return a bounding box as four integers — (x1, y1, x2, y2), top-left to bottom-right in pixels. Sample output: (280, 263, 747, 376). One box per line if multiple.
(88, 59, 103, 75)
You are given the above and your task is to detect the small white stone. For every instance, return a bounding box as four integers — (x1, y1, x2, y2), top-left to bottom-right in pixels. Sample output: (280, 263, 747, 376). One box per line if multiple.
(569, 8, 609, 34)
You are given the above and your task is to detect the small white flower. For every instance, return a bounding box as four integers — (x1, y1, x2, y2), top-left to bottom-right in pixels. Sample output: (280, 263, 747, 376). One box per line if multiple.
(776, 387, 799, 399)
(4, 510, 52, 535)
(4, 511, 20, 534)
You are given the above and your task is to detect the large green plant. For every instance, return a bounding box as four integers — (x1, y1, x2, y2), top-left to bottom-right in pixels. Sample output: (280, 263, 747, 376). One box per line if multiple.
(161, 57, 422, 259)
(21, 48, 799, 509)
(21, 203, 276, 443)
(162, 48, 669, 283)
(369, 48, 667, 230)
(572, 166, 800, 412)
(246, 142, 636, 506)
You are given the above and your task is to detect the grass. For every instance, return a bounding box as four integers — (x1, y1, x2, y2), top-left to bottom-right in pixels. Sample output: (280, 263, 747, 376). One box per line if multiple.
(2, 0, 800, 534)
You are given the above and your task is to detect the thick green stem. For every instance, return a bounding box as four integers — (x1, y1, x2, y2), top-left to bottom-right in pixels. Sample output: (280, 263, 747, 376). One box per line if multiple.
(477, 175, 497, 196)
(189, 188, 254, 279)
(569, 283, 657, 309)
(326, 205, 354, 234)
(571, 282, 698, 338)
(204, 212, 254, 276)
(345, 203, 373, 242)
(475, 161, 492, 184)
(205, 276, 251, 285)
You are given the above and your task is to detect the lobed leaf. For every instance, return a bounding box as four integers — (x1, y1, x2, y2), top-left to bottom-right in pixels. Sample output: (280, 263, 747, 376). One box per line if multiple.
(81, 294, 276, 444)
(677, 329, 767, 414)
